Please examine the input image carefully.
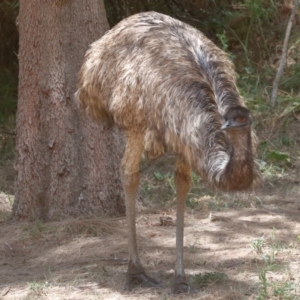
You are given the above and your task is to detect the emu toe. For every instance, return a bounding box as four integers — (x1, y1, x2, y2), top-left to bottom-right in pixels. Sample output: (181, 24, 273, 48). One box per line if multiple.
(124, 272, 162, 291)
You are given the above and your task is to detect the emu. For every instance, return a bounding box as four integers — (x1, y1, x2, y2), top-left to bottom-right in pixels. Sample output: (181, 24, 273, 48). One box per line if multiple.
(76, 11, 261, 294)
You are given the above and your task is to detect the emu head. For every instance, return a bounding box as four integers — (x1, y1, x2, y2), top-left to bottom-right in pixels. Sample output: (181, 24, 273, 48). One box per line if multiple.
(221, 107, 252, 131)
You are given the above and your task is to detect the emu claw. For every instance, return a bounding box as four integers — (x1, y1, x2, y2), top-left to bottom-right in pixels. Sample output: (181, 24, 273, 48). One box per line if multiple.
(124, 272, 162, 291)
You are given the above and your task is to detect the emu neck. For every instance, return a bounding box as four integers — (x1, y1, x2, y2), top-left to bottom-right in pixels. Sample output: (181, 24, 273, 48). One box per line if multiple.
(227, 127, 252, 161)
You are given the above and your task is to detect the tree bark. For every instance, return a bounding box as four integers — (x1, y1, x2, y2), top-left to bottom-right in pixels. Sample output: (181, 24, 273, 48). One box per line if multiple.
(13, 0, 125, 221)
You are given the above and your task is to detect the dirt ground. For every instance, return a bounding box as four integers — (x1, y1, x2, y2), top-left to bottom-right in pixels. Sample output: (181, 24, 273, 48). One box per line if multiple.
(1, 158, 300, 300)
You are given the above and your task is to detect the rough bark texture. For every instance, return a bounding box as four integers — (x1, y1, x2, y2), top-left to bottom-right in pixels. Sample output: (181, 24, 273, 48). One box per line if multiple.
(13, 0, 125, 221)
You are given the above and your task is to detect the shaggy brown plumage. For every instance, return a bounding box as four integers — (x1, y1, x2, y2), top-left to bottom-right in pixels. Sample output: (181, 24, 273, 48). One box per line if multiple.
(76, 11, 261, 294)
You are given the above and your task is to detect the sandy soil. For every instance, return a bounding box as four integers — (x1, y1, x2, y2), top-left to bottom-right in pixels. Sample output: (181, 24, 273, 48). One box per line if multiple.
(1, 162, 300, 300)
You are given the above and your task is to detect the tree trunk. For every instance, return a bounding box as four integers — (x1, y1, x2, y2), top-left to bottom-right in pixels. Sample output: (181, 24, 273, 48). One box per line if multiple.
(13, 0, 125, 221)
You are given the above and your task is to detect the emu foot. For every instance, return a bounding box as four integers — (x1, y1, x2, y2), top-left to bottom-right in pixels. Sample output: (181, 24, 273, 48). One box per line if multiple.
(124, 271, 162, 291)
(170, 275, 190, 294)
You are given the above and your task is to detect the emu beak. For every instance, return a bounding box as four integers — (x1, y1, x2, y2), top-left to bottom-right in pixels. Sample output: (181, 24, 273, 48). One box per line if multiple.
(221, 120, 230, 130)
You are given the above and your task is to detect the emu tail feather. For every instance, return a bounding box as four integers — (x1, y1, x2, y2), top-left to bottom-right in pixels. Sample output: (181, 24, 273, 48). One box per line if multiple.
(75, 79, 113, 127)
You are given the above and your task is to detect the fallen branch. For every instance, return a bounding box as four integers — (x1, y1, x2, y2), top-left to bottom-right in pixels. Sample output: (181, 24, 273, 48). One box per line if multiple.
(271, 0, 299, 107)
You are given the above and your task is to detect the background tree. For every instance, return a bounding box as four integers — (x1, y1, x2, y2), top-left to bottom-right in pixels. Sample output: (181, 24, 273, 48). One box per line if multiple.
(13, 0, 125, 221)
(2, 0, 299, 220)
(0, 1, 18, 158)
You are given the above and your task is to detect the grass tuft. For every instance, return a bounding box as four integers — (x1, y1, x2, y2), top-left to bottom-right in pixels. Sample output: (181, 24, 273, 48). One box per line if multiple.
(192, 272, 227, 288)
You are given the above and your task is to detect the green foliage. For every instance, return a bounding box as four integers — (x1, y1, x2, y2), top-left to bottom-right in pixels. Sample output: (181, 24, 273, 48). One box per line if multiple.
(193, 272, 227, 288)
(29, 280, 49, 292)
(257, 269, 268, 299)
(0, 1, 18, 160)
(281, 63, 300, 93)
(267, 150, 290, 164)
(0, 69, 17, 118)
(272, 282, 296, 300)
(216, 31, 229, 51)
(0, 0, 19, 71)
(153, 171, 175, 192)
(185, 197, 198, 209)
(153, 171, 166, 181)
(259, 137, 293, 174)
(279, 97, 300, 118)
(25, 219, 47, 239)
(257, 268, 297, 300)
(251, 237, 265, 254)
(26, 280, 50, 300)
(254, 229, 298, 299)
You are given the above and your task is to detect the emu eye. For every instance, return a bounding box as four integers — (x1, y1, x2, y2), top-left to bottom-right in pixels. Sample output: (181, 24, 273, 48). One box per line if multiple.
(235, 116, 247, 123)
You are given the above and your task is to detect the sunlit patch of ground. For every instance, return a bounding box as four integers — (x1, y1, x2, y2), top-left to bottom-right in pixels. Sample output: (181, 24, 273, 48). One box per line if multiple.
(1, 160, 300, 300)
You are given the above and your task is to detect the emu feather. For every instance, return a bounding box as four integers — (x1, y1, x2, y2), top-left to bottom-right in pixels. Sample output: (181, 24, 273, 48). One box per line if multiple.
(76, 11, 261, 293)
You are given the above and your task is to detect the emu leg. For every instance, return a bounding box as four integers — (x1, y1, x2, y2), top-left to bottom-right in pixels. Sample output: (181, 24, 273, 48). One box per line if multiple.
(171, 158, 191, 294)
(122, 131, 161, 291)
